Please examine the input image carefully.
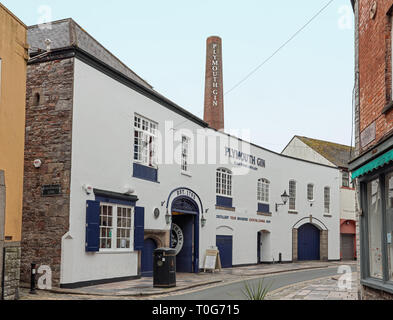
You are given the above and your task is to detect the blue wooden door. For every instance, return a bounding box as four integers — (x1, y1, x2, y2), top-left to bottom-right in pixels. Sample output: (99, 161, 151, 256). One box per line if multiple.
(141, 238, 157, 277)
(298, 224, 320, 261)
(174, 215, 194, 273)
(216, 235, 233, 268)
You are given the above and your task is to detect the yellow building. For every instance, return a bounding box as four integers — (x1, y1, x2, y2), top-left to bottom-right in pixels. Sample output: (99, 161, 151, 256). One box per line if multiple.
(0, 3, 28, 300)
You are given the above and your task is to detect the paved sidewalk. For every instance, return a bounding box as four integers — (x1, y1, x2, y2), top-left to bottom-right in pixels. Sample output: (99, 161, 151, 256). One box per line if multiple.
(266, 272, 358, 300)
(19, 260, 356, 300)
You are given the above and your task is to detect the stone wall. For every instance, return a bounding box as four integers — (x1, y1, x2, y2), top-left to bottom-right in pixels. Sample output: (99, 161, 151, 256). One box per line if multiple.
(292, 229, 298, 261)
(20, 58, 74, 287)
(2, 243, 21, 300)
(320, 230, 328, 261)
(0, 170, 21, 300)
(0, 170, 5, 297)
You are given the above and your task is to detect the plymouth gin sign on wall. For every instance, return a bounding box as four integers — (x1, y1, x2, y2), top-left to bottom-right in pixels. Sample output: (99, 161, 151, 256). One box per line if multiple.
(225, 147, 266, 171)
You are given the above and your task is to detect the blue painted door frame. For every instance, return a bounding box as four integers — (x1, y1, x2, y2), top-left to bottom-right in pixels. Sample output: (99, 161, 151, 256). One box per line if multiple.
(170, 196, 200, 273)
(216, 235, 233, 268)
(298, 223, 320, 261)
(141, 238, 157, 277)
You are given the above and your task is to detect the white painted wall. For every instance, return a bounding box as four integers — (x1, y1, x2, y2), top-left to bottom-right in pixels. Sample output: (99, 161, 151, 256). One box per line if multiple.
(340, 187, 357, 221)
(282, 137, 335, 167)
(61, 58, 341, 285)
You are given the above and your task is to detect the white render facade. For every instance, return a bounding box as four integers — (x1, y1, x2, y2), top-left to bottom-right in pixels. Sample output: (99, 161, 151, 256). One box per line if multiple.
(24, 19, 341, 288)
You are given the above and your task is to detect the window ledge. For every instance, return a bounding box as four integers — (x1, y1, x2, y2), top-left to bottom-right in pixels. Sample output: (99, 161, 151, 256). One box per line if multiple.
(97, 250, 135, 255)
(361, 277, 393, 295)
(257, 212, 272, 217)
(132, 176, 160, 184)
(216, 206, 236, 212)
(341, 186, 355, 191)
(382, 100, 393, 114)
(288, 210, 298, 214)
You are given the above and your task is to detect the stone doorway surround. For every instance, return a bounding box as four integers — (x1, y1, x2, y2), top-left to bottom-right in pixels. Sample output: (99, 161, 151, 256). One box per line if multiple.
(292, 216, 329, 262)
(144, 230, 170, 248)
(138, 230, 169, 276)
(0, 171, 5, 298)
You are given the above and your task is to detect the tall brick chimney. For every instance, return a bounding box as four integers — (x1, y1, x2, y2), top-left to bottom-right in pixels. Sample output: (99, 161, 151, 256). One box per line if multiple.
(204, 36, 224, 131)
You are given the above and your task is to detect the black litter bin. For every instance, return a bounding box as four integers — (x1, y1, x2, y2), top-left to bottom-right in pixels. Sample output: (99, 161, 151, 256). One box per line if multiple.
(153, 248, 176, 288)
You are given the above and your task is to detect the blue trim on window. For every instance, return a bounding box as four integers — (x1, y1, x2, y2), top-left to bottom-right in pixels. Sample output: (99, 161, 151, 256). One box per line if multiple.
(134, 207, 145, 251)
(216, 196, 233, 208)
(258, 203, 270, 213)
(95, 196, 136, 207)
(86, 200, 100, 252)
(133, 163, 158, 183)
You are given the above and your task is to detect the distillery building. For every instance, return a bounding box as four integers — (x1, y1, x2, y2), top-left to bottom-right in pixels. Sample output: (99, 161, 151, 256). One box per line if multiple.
(20, 18, 340, 288)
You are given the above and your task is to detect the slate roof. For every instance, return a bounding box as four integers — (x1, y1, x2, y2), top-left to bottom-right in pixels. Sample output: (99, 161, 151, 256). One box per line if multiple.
(27, 18, 153, 90)
(295, 136, 354, 168)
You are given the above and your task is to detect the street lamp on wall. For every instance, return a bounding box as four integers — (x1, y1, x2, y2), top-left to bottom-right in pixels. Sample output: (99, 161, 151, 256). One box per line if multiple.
(275, 191, 290, 212)
(201, 213, 207, 228)
(165, 209, 172, 225)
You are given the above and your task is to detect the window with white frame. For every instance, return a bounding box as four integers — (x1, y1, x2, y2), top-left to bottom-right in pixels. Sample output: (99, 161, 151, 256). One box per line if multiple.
(216, 168, 232, 197)
(99, 203, 133, 251)
(289, 180, 296, 211)
(257, 178, 270, 203)
(181, 135, 190, 172)
(134, 114, 157, 167)
(342, 171, 350, 188)
(324, 187, 331, 214)
(307, 183, 314, 201)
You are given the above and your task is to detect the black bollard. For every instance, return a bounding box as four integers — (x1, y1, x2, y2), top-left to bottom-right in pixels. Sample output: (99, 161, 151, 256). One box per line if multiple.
(30, 263, 37, 294)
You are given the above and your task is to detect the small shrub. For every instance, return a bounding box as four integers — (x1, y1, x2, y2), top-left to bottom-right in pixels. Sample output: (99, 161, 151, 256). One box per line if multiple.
(241, 278, 273, 300)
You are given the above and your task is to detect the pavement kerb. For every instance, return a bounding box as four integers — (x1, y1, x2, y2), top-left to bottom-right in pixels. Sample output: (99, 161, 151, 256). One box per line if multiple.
(19, 263, 349, 298)
(20, 280, 224, 298)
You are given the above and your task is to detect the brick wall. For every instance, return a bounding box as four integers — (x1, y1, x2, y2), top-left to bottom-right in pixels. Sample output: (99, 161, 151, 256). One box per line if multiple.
(204, 36, 225, 131)
(20, 58, 74, 287)
(358, 0, 393, 153)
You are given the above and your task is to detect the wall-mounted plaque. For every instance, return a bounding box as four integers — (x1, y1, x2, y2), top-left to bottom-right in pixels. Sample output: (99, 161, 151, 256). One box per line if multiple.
(41, 185, 62, 197)
(360, 122, 376, 149)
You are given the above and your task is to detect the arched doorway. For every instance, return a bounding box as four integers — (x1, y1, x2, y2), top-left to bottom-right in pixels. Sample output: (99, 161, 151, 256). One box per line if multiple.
(298, 223, 320, 261)
(141, 238, 157, 277)
(171, 196, 200, 273)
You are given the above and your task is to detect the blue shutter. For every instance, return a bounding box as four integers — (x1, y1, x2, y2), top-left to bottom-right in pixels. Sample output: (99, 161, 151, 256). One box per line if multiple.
(86, 200, 100, 252)
(134, 207, 145, 251)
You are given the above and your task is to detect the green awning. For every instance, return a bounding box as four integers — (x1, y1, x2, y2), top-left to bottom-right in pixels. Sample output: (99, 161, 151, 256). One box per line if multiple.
(352, 148, 393, 180)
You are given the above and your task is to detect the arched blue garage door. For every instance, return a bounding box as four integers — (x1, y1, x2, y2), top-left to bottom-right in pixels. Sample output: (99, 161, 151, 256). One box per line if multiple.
(216, 235, 233, 268)
(141, 238, 157, 277)
(298, 224, 320, 261)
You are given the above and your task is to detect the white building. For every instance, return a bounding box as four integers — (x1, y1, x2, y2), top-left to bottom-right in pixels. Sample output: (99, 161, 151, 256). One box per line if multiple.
(282, 136, 357, 260)
(22, 19, 341, 288)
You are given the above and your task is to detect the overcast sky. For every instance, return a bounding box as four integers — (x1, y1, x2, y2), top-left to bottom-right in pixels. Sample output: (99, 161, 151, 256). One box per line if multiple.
(3, 0, 354, 153)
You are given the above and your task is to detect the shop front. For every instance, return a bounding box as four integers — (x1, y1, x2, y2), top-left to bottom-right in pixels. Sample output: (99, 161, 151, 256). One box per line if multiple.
(350, 142, 393, 296)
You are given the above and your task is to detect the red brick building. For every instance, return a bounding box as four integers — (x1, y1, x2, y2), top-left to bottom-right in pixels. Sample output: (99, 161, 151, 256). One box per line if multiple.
(349, 0, 393, 300)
